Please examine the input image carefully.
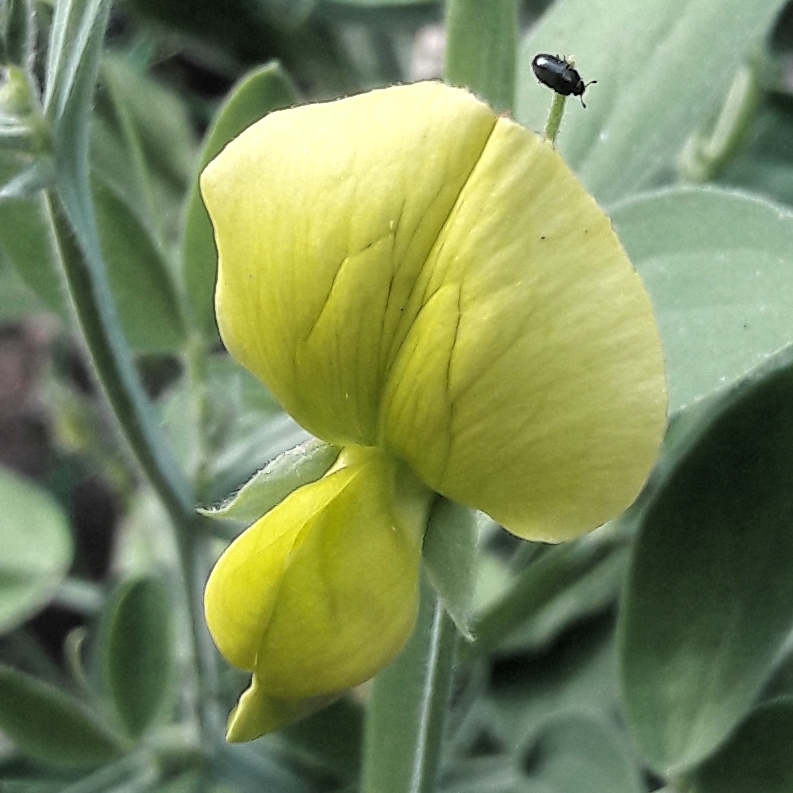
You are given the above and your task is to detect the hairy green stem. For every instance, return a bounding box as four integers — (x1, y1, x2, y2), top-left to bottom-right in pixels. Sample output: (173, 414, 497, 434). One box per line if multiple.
(362, 577, 459, 793)
(544, 92, 566, 145)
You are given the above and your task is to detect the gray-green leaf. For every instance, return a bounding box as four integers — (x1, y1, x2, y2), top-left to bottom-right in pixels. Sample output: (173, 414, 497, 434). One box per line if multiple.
(620, 342, 793, 776)
(0, 468, 73, 634)
(0, 664, 124, 768)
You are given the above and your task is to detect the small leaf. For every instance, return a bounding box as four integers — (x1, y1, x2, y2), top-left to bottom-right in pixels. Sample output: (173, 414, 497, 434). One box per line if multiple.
(98, 57, 195, 205)
(0, 468, 73, 634)
(92, 173, 185, 353)
(182, 63, 298, 338)
(612, 186, 793, 413)
(281, 698, 364, 780)
(520, 712, 644, 793)
(0, 193, 66, 316)
(161, 354, 310, 504)
(199, 438, 339, 524)
(422, 498, 479, 638)
(104, 576, 174, 738)
(620, 342, 793, 776)
(688, 699, 793, 793)
(0, 664, 124, 768)
(496, 542, 628, 654)
(0, 254, 49, 320)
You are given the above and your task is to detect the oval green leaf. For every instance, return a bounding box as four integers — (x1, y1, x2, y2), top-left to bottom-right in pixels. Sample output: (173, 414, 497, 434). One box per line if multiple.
(105, 576, 173, 738)
(521, 712, 643, 793)
(612, 186, 793, 413)
(687, 699, 793, 793)
(619, 343, 793, 776)
(0, 664, 123, 768)
(0, 194, 67, 318)
(92, 173, 185, 353)
(0, 468, 73, 634)
(515, 0, 787, 204)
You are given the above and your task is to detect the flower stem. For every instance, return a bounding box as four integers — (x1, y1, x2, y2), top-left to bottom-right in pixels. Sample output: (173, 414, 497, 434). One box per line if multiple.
(361, 575, 458, 793)
(544, 92, 567, 145)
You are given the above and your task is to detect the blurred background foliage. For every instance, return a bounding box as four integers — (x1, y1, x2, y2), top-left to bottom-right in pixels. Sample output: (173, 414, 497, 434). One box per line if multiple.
(2, 0, 793, 791)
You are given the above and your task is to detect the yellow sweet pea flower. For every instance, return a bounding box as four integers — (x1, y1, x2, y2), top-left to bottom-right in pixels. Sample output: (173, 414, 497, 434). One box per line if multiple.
(201, 81, 667, 741)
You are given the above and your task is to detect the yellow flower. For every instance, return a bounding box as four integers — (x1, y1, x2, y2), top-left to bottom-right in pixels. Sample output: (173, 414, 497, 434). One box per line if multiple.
(201, 81, 667, 741)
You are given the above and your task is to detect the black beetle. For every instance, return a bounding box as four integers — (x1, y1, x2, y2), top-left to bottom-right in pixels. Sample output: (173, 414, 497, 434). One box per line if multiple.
(531, 54, 596, 108)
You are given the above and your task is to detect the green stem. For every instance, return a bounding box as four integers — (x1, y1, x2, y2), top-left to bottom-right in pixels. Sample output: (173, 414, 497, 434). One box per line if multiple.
(52, 577, 104, 614)
(543, 92, 566, 145)
(46, 191, 218, 737)
(39, 0, 222, 752)
(46, 193, 193, 525)
(444, 0, 518, 113)
(361, 576, 459, 793)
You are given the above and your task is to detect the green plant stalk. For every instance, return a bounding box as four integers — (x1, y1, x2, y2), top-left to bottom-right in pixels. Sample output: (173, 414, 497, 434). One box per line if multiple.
(46, 194, 217, 737)
(544, 92, 566, 145)
(444, 0, 518, 113)
(41, 0, 219, 745)
(361, 576, 459, 793)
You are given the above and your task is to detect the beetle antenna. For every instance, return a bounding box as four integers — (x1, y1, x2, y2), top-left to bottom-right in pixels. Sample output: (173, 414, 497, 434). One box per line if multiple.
(579, 79, 597, 108)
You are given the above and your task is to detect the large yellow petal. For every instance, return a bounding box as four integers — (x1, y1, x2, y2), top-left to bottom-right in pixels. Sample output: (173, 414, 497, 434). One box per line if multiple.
(204, 446, 432, 699)
(380, 117, 667, 541)
(202, 81, 667, 543)
(201, 81, 496, 447)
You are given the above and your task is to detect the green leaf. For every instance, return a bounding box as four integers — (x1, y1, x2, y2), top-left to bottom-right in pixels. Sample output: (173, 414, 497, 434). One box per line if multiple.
(422, 499, 479, 639)
(514, 0, 787, 203)
(182, 63, 298, 339)
(0, 253, 49, 320)
(486, 615, 619, 743)
(0, 468, 73, 634)
(0, 194, 66, 317)
(57, 754, 160, 793)
(97, 57, 195, 211)
(104, 576, 174, 738)
(520, 712, 644, 793)
(444, 0, 518, 113)
(0, 664, 124, 768)
(619, 342, 793, 776)
(718, 97, 793, 208)
(495, 542, 628, 654)
(324, 0, 437, 5)
(92, 173, 185, 353)
(5, 0, 34, 67)
(471, 528, 625, 656)
(281, 698, 364, 781)
(687, 699, 793, 793)
(199, 438, 339, 524)
(761, 649, 793, 703)
(162, 355, 310, 504)
(0, 176, 187, 351)
(612, 186, 793, 413)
